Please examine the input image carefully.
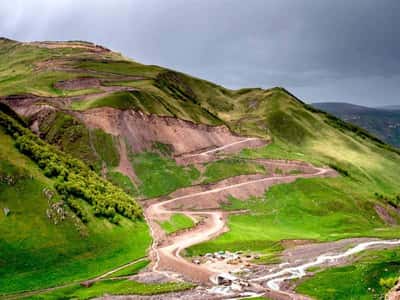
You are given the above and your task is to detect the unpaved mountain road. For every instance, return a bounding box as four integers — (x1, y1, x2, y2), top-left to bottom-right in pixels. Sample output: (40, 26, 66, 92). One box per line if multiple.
(143, 139, 400, 299)
(144, 150, 337, 287)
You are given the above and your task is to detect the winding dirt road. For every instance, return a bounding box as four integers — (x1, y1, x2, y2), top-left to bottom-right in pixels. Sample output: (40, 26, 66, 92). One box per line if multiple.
(143, 139, 400, 299)
(144, 140, 336, 286)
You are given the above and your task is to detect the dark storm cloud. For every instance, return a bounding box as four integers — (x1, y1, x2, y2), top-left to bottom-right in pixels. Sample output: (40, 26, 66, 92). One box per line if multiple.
(1, 0, 400, 106)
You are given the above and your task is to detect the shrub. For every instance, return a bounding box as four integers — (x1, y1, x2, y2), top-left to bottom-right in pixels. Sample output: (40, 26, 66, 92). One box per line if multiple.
(0, 111, 142, 223)
(379, 277, 398, 289)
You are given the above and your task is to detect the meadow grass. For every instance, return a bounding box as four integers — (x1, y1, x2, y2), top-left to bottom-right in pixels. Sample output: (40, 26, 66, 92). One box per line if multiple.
(130, 152, 199, 198)
(90, 129, 120, 168)
(76, 59, 163, 78)
(27, 279, 193, 300)
(203, 158, 267, 183)
(296, 248, 400, 300)
(71, 91, 137, 110)
(107, 171, 139, 196)
(202, 158, 267, 183)
(187, 101, 400, 257)
(0, 130, 151, 295)
(106, 259, 150, 278)
(159, 213, 195, 234)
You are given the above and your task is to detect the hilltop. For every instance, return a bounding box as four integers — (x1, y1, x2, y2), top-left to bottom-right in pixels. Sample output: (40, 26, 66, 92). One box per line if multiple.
(0, 38, 399, 299)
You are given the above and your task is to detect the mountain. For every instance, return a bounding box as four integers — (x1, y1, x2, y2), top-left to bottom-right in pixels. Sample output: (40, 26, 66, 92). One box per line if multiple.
(1, 38, 400, 299)
(312, 102, 400, 147)
(378, 105, 400, 110)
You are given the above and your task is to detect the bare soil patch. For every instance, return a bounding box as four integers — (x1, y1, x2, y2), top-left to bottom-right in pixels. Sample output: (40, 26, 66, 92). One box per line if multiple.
(116, 137, 141, 186)
(54, 78, 101, 90)
(375, 204, 398, 225)
(75, 107, 266, 157)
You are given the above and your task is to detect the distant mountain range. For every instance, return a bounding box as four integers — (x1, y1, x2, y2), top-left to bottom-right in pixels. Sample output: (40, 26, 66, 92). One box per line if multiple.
(312, 102, 400, 147)
(378, 105, 400, 110)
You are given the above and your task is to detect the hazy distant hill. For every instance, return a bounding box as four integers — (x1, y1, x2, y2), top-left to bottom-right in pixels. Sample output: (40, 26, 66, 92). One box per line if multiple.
(313, 102, 400, 147)
(378, 105, 400, 110)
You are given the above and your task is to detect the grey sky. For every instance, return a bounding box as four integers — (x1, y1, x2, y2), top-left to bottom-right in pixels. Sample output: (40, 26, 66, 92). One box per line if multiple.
(1, 0, 399, 106)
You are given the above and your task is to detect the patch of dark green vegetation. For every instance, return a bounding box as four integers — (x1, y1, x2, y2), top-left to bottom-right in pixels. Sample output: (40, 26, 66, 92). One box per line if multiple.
(38, 112, 119, 171)
(375, 192, 400, 208)
(202, 158, 266, 183)
(155, 71, 198, 104)
(90, 128, 119, 168)
(0, 102, 26, 125)
(151, 141, 173, 156)
(107, 171, 139, 197)
(297, 248, 400, 300)
(267, 110, 312, 145)
(0, 110, 142, 223)
(154, 71, 223, 124)
(130, 152, 200, 198)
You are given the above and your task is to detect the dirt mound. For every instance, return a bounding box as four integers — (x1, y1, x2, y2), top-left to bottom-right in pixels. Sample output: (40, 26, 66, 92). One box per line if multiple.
(54, 78, 101, 90)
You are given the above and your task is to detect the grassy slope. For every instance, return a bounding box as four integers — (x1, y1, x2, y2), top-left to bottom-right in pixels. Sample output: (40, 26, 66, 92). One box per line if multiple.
(202, 158, 267, 184)
(27, 279, 193, 300)
(106, 259, 150, 278)
(297, 248, 400, 299)
(1, 39, 400, 297)
(130, 152, 200, 198)
(39, 111, 119, 171)
(0, 128, 151, 295)
(107, 170, 139, 196)
(159, 213, 195, 234)
(188, 89, 400, 258)
(312, 102, 400, 147)
(0, 39, 107, 97)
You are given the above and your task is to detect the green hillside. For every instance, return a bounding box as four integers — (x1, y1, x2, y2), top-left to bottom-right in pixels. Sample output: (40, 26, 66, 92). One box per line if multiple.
(0, 38, 399, 299)
(188, 90, 400, 256)
(0, 107, 151, 295)
(313, 102, 400, 147)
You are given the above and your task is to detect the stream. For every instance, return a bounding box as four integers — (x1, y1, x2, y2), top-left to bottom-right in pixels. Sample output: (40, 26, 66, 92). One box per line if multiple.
(251, 239, 400, 291)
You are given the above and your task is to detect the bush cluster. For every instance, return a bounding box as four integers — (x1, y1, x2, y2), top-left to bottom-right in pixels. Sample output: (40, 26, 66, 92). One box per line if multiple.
(0, 111, 142, 223)
(379, 276, 398, 289)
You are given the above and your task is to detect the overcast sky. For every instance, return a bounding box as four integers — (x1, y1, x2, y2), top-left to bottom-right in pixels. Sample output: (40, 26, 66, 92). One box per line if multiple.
(1, 0, 399, 106)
